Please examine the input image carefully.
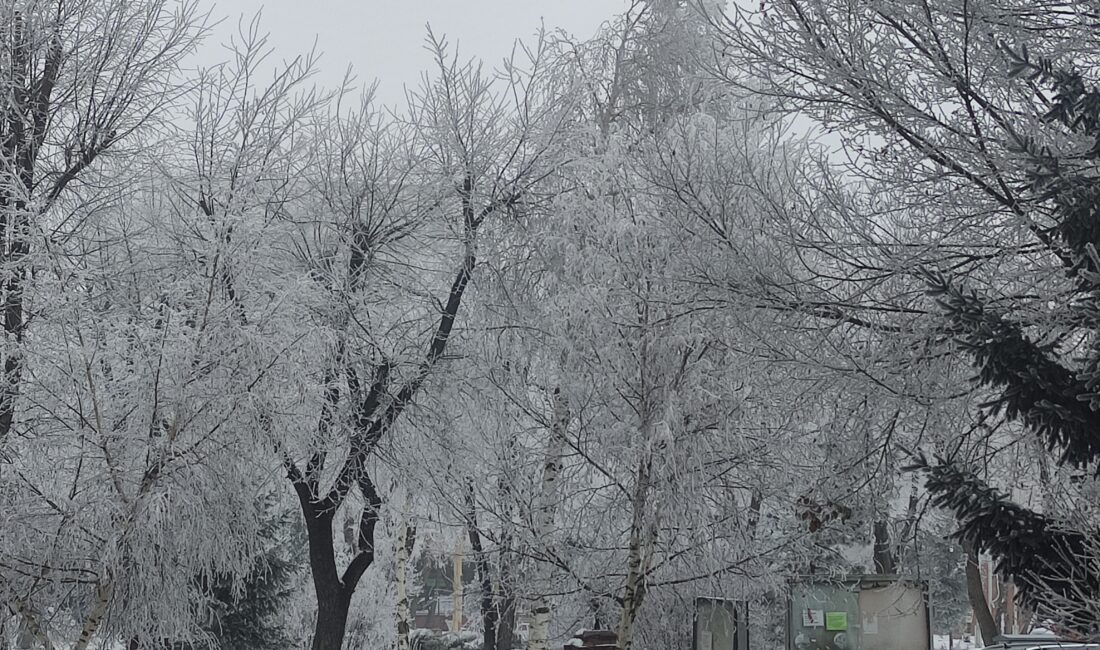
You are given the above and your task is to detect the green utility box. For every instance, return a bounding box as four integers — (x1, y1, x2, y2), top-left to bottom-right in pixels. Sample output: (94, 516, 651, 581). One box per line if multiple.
(788, 576, 930, 650)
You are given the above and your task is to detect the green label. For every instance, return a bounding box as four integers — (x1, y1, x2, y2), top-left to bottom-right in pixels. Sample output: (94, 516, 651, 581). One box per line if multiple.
(825, 612, 848, 631)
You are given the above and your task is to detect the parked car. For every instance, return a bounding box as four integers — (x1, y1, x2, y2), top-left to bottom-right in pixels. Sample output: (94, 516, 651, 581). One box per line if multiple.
(980, 634, 1100, 650)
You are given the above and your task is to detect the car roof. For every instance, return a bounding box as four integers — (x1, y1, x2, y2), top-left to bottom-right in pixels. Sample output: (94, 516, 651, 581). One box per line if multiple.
(979, 644, 1100, 650)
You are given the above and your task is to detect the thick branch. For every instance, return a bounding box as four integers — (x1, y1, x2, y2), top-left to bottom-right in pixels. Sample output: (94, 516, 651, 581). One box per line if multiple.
(327, 215, 478, 507)
(341, 471, 382, 590)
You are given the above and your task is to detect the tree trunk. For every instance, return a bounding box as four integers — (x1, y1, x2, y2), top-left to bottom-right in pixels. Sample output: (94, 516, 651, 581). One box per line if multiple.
(529, 604, 552, 650)
(529, 387, 569, 650)
(453, 540, 465, 633)
(589, 596, 604, 630)
(313, 589, 352, 650)
(287, 457, 381, 650)
(495, 538, 517, 650)
(496, 437, 518, 650)
(1018, 606, 1034, 634)
(872, 520, 896, 574)
(285, 161, 481, 650)
(14, 602, 51, 650)
(617, 349, 661, 650)
(396, 514, 417, 650)
(73, 581, 113, 650)
(0, 12, 46, 444)
(617, 528, 651, 650)
(617, 455, 656, 650)
(496, 590, 516, 650)
(466, 484, 498, 650)
(305, 508, 352, 650)
(1000, 579, 1015, 634)
(747, 489, 762, 540)
(964, 540, 999, 645)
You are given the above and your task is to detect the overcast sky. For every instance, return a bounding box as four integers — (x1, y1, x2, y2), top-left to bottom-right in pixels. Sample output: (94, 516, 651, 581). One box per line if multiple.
(195, 0, 627, 106)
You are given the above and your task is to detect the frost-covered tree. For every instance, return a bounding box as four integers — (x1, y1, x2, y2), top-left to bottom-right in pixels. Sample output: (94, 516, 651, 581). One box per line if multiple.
(0, 0, 205, 443)
(269, 32, 572, 650)
(0, 1, 283, 646)
(713, 0, 1100, 634)
(423, 7, 847, 650)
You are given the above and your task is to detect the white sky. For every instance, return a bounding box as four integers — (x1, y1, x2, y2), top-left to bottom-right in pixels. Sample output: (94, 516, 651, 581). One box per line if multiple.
(194, 0, 627, 106)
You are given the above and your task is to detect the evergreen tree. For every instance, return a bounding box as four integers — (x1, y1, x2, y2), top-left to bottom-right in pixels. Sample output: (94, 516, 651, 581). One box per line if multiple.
(911, 45, 1100, 636)
(191, 503, 304, 650)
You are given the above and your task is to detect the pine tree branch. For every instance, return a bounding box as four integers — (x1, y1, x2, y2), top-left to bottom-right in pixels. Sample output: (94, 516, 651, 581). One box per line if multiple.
(908, 454, 1100, 634)
(923, 270, 1100, 468)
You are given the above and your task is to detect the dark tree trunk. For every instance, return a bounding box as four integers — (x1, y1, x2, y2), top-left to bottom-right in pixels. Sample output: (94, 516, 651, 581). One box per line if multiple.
(466, 483, 498, 650)
(306, 510, 355, 650)
(496, 594, 516, 650)
(747, 489, 762, 539)
(0, 14, 35, 442)
(494, 540, 518, 650)
(495, 543, 516, 650)
(295, 485, 380, 650)
(287, 467, 380, 650)
(312, 589, 352, 650)
(495, 441, 518, 650)
(872, 520, 897, 574)
(304, 508, 352, 650)
(589, 596, 604, 630)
